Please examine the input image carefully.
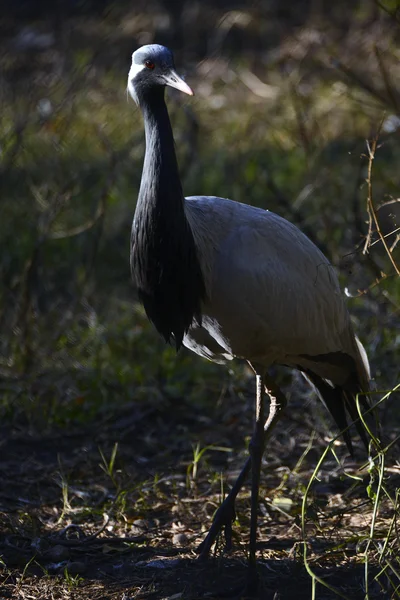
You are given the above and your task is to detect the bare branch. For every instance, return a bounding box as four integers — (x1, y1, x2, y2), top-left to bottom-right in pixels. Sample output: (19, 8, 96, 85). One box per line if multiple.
(363, 120, 400, 276)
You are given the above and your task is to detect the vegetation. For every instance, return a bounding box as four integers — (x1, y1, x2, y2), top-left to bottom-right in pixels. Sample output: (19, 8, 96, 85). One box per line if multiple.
(0, 1, 399, 598)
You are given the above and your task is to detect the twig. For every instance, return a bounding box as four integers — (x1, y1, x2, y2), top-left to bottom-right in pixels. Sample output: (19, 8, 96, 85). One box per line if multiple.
(363, 121, 400, 276)
(370, 226, 400, 248)
(52, 514, 111, 546)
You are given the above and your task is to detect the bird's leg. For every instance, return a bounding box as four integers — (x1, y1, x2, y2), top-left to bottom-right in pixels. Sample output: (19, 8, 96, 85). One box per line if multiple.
(246, 373, 287, 594)
(197, 375, 265, 559)
(197, 455, 251, 558)
(246, 373, 264, 591)
(197, 372, 287, 563)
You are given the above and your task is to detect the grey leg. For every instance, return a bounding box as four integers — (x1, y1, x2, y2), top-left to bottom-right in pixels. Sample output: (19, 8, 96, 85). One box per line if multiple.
(246, 373, 264, 590)
(246, 373, 287, 593)
(197, 454, 250, 558)
(197, 372, 287, 563)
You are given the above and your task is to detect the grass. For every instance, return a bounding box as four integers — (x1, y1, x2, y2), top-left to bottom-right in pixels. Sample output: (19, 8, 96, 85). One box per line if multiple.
(0, 1, 399, 598)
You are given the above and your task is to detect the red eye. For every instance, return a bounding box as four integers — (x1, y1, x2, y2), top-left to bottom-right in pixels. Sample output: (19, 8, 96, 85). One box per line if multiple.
(145, 60, 155, 70)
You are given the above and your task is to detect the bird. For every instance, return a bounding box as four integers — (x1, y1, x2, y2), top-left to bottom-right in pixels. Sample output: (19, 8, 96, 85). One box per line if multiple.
(127, 44, 371, 592)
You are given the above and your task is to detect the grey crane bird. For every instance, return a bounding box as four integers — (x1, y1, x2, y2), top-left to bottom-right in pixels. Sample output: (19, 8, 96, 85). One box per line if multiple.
(128, 44, 370, 590)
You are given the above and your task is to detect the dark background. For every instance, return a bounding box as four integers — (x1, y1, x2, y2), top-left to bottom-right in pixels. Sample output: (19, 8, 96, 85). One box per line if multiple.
(0, 1, 399, 599)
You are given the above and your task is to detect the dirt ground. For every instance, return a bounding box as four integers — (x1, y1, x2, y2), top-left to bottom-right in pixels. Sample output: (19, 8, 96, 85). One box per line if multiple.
(0, 386, 398, 600)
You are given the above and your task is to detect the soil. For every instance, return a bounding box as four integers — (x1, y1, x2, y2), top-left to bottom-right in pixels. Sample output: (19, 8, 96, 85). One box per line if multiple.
(0, 390, 397, 600)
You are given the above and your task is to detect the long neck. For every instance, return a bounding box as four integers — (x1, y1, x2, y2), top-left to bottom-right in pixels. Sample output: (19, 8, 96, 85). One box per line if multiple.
(139, 90, 184, 212)
(131, 89, 206, 349)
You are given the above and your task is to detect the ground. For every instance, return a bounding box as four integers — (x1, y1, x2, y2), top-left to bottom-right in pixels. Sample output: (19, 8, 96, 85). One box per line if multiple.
(1, 377, 398, 599)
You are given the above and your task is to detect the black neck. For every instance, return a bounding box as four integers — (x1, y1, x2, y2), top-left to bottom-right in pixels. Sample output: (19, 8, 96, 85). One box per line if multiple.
(139, 89, 184, 212)
(131, 88, 206, 348)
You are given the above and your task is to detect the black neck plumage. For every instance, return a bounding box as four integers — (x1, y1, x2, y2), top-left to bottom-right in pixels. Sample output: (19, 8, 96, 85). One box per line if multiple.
(131, 88, 206, 349)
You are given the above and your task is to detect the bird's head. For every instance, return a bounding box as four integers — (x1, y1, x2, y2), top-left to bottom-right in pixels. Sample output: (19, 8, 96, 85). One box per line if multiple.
(127, 44, 193, 104)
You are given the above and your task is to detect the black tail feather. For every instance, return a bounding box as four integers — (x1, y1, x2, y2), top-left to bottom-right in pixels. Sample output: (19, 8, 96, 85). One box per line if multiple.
(342, 391, 370, 451)
(304, 371, 370, 456)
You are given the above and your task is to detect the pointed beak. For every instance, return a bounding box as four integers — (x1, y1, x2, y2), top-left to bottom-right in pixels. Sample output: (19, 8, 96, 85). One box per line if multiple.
(163, 70, 194, 96)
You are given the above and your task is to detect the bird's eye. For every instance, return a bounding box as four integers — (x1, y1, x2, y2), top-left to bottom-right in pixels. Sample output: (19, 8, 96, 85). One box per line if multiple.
(144, 60, 155, 70)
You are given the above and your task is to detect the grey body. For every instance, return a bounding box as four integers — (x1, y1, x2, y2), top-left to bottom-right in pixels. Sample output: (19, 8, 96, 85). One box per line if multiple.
(183, 195, 367, 387)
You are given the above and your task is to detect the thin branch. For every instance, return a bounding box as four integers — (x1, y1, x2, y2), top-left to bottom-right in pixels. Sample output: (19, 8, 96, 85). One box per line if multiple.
(363, 120, 400, 276)
(370, 227, 400, 248)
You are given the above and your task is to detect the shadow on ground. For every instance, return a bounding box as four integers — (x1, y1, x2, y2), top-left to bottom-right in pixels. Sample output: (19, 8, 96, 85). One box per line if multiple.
(0, 392, 395, 599)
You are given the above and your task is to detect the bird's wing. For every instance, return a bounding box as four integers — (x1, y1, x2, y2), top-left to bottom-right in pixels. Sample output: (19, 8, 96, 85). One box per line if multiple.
(185, 196, 357, 381)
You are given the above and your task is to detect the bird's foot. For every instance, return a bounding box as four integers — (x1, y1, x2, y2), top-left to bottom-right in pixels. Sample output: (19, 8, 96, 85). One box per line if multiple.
(197, 498, 236, 559)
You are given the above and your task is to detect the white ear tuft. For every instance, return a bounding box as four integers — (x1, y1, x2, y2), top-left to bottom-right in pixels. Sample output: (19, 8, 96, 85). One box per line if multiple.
(129, 62, 146, 79)
(127, 62, 145, 104)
